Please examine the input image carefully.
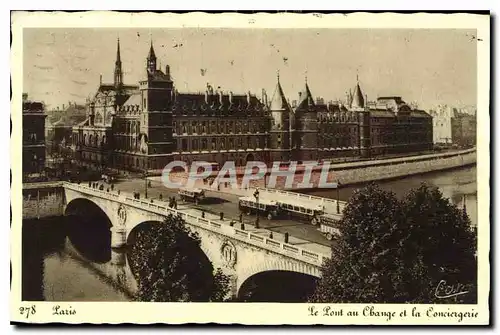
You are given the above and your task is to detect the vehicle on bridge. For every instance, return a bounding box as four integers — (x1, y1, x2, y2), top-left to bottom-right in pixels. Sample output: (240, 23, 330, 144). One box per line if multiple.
(178, 188, 206, 205)
(276, 200, 324, 226)
(317, 213, 342, 240)
(238, 196, 281, 220)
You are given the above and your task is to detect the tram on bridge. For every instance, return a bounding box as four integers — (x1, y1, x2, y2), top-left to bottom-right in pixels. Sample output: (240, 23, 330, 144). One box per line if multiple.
(317, 213, 342, 240)
(238, 196, 281, 220)
(178, 188, 206, 205)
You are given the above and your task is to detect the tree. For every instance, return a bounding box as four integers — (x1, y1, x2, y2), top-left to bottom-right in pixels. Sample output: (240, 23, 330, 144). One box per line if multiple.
(129, 214, 230, 302)
(400, 184, 477, 303)
(311, 184, 406, 303)
(310, 183, 477, 304)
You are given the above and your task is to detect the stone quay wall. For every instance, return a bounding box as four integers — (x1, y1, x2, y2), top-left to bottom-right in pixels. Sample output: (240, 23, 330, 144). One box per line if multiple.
(165, 149, 476, 190)
(22, 182, 65, 219)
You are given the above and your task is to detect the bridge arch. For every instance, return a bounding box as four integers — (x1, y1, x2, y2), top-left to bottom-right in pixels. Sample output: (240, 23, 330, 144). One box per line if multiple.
(65, 197, 112, 226)
(237, 269, 319, 302)
(237, 259, 321, 294)
(64, 198, 113, 263)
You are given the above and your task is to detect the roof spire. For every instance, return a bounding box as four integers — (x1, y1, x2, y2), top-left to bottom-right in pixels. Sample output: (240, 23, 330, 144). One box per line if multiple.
(116, 38, 121, 63)
(305, 69, 308, 84)
(148, 36, 156, 60)
(277, 69, 280, 82)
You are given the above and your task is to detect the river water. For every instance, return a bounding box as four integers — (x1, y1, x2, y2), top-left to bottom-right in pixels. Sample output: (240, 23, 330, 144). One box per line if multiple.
(21, 166, 477, 302)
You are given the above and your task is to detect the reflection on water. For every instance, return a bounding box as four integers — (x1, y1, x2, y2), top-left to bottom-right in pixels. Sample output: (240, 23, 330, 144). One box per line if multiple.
(22, 166, 477, 301)
(22, 217, 137, 302)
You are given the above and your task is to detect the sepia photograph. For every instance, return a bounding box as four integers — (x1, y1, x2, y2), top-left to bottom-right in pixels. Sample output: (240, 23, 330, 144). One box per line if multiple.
(10, 11, 490, 325)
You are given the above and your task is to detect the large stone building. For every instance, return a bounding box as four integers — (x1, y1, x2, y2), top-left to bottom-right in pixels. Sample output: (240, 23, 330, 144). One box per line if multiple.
(451, 110, 476, 147)
(22, 93, 47, 180)
(429, 104, 453, 144)
(429, 105, 476, 147)
(71, 40, 433, 174)
(46, 102, 87, 158)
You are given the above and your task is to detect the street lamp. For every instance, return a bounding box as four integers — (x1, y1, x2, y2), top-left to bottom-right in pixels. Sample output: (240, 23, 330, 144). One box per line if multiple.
(254, 189, 260, 228)
(144, 169, 148, 199)
(336, 179, 341, 214)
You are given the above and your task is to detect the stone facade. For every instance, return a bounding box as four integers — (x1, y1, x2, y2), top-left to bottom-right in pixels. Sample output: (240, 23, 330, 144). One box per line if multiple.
(451, 111, 477, 147)
(23, 93, 47, 180)
(71, 39, 434, 174)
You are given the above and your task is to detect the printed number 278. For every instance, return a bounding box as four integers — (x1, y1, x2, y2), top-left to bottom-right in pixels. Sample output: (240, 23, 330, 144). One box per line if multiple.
(19, 305, 36, 319)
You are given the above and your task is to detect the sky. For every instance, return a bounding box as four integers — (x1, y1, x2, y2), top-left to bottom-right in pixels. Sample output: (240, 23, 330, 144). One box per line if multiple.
(23, 28, 477, 110)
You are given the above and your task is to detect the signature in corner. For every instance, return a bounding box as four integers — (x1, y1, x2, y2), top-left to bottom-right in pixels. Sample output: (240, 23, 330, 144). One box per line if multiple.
(434, 279, 469, 299)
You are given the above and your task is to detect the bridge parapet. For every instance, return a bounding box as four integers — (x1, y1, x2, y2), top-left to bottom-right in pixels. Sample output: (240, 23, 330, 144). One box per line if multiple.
(62, 182, 331, 267)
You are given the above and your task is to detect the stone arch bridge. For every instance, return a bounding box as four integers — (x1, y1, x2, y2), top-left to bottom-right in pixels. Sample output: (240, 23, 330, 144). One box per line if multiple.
(63, 182, 331, 297)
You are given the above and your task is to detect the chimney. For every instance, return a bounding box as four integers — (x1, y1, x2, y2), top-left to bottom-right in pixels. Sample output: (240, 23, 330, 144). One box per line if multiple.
(22, 93, 28, 102)
(62, 104, 65, 110)
(229, 91, 233, 104)
(165, 65, 170, 78)
(247, 91, 251, 105)
(261, 88, 267, 106)
(100, 74, 103, 85)
(219, 90, 223, 104)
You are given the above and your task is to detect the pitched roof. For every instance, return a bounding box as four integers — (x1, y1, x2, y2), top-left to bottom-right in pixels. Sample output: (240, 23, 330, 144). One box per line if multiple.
(411, 110, 432, 118)
(296, 82, 315, 110)
(370, 109, 395, 118)
(122, 93, 141, 107)
(148, 69, 171, 81)
(351, 83, 365, 109)
(269, 80, 289, 111)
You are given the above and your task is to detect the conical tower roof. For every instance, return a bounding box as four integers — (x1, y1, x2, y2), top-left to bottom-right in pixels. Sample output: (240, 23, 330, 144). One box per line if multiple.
(298, 81, 314, 108)
(351, 81, 365, 109)
(148, 40, 156, 60)
(270, 75, 289, 111)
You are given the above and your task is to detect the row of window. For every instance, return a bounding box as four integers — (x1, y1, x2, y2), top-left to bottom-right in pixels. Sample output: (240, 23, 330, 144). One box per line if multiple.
(115, 120, 141, 134)
(318, 138, 359, 148)
(178, 136, 268, 152)
(74, 133, 108, 148)
(174, 120, 267, 135)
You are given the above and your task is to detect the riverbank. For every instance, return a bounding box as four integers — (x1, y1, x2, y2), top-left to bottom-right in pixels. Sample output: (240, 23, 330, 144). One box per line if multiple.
(321, 148, 475, 188)
(161, 148, 476, 190)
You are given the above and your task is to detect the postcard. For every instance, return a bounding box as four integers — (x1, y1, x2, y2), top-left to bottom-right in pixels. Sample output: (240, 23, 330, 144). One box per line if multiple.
(10, 11, 490, 325)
